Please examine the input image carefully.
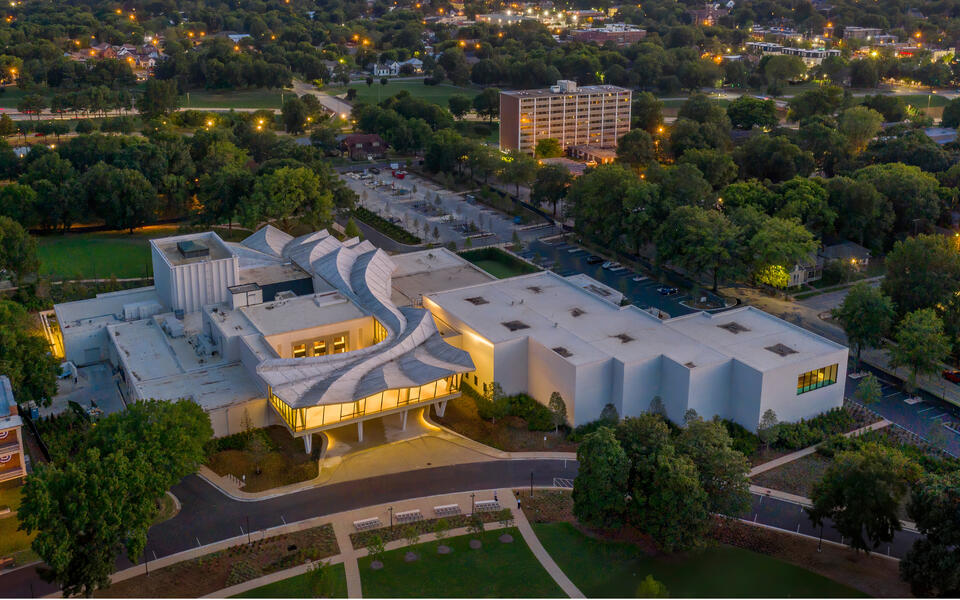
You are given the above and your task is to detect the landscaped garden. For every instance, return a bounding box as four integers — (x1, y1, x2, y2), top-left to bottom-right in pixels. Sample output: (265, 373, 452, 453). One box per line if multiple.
(459, 247, 540, 280)
(352, 206, 421, 244)
(358, 528, 563, 598)
(96, 524, 339, 598)
(232, 562, 348, 598)
(205, 426, 322, 493)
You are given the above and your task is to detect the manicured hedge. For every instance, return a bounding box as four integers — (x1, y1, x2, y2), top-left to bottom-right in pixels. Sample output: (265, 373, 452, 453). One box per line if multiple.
(720, 419, 760, 457)
(353, 206, 421, 244)
(772, 408, 855, 450)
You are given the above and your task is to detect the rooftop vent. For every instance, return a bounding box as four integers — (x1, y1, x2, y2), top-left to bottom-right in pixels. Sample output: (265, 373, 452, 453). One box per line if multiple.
(177, 239, 209, 259)
(465, 296, 489, 305)
(685, 361, 696, 368)
(502, 320, 530, 331)
(613, 333, 634, 344)
(718, 321, 751, 334)
(765, 343, 798, 357)
(527, 286, 543, 294)
(553, 346, 573, 358)
(570, 307, 585, 317)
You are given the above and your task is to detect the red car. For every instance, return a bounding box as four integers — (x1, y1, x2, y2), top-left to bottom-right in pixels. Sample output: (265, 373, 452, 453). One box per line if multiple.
(942, 370, 960, 384)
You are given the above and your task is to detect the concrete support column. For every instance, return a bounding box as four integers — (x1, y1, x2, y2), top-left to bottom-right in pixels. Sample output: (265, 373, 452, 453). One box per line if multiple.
(401, 409, 409, 431)
(357, 420, 364, 443)
(303, 434, 312, 455)
(436, 400, 448, 418)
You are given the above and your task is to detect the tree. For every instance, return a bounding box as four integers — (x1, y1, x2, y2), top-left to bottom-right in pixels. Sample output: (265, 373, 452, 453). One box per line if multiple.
(632, 92, 663, 133)
(809, 444, 920, 554)
(534, 138, 563, 159)
(86, 167, 159, 233)
(344, 218, 361, 239)
(246, 432, 269, 475)
(889, 309, 951, 393)
(433, 518, 449, 542)
(787, 85, 844, 122)
(854, 374, 882, 405)
(548, 392, 567, 433)
(746, 216, 818, 279)
(648, 396, 666, 418)
(831, 283, 895, 371)
(757, 409, 779, 449)
(826, 177, 893, 251)
(941, 98, 960, 129)
(600, 403, 619, 424)
(0, 300, 58, 406)
(854, 164, 943, 240)
(0, 217, 38, 285)
(727, 95, 778, 130)
(900, 472, 960, 597)
(882, 235, 960, 316)
(472, 88, 500, 121)
(838, 106, 883, 153)
(502, 150, 537, 197)
(448, 94, 472, 119)
(775, 177, 834, 238)
(656, 206, 739, 292)
(245, 167, 332, 229)
(531, 163, 572, 217)
(675, 419, 751, 516)
(616, 129, 655, 167)
(137, 79, 180, 118)
(636, 575, 669, 598)
(467, 514, 486, 540)
(764, 55, 806, 88)
(403, 525, 420, 549)
(17, 94, 47, 121)
(282, 97, 309, 134)
(496, 507, 514, 529)
(306, 561, 338, 598)
(734, 135, 815, 183)
(850, 59, 879, 88)
(366, 534, 385, 564)
(677, 149, 737, 190)
(19, 399, 212, 596)
(572, 427, 629, 528)
(719, 180, 776, 213)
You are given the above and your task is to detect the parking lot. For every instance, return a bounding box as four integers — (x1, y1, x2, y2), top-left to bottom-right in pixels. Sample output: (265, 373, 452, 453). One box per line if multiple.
(846, 367, 960, 457)
(520, 238, 722, 318)
(341, 169, 560, 248)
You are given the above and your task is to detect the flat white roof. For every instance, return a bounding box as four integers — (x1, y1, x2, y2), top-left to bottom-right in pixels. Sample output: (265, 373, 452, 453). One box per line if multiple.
(55, 287, 158, 330)
(390, 248, 495, 307)
(239, 292, 368, 336)
(427, 271, 844, 371)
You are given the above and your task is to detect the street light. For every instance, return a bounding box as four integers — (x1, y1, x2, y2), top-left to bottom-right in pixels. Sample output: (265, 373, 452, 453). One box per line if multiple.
(470, 492, 475, 515)
(389, 506, 394, 530)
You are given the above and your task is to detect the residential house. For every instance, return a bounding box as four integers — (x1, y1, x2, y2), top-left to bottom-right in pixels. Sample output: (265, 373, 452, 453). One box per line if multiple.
(819, 241, 871, 269)
(0, 376, 25, 484)
(340, 133, 387, 159)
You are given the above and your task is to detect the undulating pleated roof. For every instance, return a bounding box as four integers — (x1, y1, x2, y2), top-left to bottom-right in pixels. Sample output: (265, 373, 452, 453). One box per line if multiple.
(240, 226, 474, 409)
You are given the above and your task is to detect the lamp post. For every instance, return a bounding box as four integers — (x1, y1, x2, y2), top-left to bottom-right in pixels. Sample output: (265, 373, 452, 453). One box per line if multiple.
(246, 516, 251, 544)
(389, 506, 394, 531)
(817, 523, 824, 552)
(471, 492, 475, 515)
(530, 471, 534, 497)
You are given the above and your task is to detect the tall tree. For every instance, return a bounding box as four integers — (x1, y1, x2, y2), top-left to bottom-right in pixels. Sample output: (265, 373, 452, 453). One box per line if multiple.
(282, 97, 309, 134)
(809, 444, 920, 554)
(675, 419, 751, 516)
(572, 427, 630, 528)
(655, 206, 739, 291)
(882, 234, 960, 316)
(726, 95, 778, 130)
(616, 129, 655, 167)
(900, 472, 960, 597)
(0, 300, 58, 405)
(447, 94, 472, 119)
(0, 216, 39, 284)
(137, 79, 180, 119)
(831, 283, 895, 371)
(889, 308, 951, 393)
(534, 138, 563, 159)
(838, 106, 883, 153)
(531, 163, 572, 217)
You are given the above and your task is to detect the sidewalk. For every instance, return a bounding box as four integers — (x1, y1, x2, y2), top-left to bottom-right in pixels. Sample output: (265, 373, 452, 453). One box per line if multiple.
(749, 419, 891, 477)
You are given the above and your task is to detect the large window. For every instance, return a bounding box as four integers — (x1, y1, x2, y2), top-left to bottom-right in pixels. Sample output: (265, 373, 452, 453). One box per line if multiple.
(313, 340, 327, 356)
(292, 344, 307, 358)
(797, 364, 838, 395)
(333, 335, 347, 353)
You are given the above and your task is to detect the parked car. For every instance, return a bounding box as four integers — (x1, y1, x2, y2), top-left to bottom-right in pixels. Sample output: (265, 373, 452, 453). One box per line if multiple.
(657, 286, 679, 296)
(369, 167, 380, 174)
(943, 370, 960, 384)
(586, 255, 603, 264)
(602, 262, 622, 270)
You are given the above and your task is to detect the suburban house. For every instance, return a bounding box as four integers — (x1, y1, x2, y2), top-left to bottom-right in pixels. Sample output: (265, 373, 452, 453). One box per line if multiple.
(788, 257, 822, 288)
(819, 241, 871, 269)
(340, 133, 387, 160)
(0, 376, 25, 484)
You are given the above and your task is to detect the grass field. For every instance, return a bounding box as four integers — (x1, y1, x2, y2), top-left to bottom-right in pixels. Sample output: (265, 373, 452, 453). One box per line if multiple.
(325, 80, 479, 106)
(36, 226, 182, 279)
(893, 93, 951, 108)
(232, 563, 347, 598)
(359, 528, 563, 598)
(181, 88, 286, 109)
(534, 522, 865, 598)
(0, 482, 37, 565)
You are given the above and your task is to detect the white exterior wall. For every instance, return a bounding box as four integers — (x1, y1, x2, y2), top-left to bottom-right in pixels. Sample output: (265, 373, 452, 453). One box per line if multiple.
(151, 250, 172, 308)
(493, 337, 529, 396)
(759, 350, 847, 426)
(619, 357, 661, 418)
(527, 340, 577, 420)
(729, 361, 764, 430)
(572, 359, 614, 425)
(686, 361, 732, 422)
(659, 357, 692, 425)
(208, 397, 274, 438)
(167, 257, 239, 314)
(62, 327, 110, 366)
(263, 317, 373, 359)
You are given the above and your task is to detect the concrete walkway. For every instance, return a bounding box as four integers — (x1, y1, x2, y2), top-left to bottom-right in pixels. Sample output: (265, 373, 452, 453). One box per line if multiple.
(505, 489, 584, 599)
(748, 418, 892, 477)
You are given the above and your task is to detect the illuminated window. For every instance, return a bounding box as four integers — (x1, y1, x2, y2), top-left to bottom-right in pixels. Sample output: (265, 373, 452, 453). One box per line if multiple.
(293, 344, 307, 358)
(796, 364, 838, 395)
(313, 340, 327, 356)
(333, 336, 347, 353)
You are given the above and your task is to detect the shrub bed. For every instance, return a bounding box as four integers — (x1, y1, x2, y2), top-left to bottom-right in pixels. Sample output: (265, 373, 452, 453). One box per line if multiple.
(772, 407, 859, 450)
(352, 207, 420, 244)
(459, 247, 538, 277)
(817, 428, 960, 474)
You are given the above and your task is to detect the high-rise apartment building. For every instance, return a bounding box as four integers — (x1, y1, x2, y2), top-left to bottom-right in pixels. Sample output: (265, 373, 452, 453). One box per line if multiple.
(499, 80, 631, 155)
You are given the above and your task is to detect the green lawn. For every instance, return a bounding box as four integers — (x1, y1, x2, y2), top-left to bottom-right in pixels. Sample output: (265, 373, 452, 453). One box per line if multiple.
(37, 226, 182, 279)
(0, 482, 37, 564)
(232, 563, 347, 598)
(892, 94, 950, 108)
(534, 522, 865, 598)
(359, 528, 563, 598)
(181, 89, 286, 109)
(460, 247, 540, 279)
(469, 259, 530, 279)
(325, 80, 479, 106)
(0, 86, 30, 109)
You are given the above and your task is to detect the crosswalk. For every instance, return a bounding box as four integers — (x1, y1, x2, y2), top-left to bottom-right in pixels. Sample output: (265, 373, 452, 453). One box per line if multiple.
(553, 477, 574, 489)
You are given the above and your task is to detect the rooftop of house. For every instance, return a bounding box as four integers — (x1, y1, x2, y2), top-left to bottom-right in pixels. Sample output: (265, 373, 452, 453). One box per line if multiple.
(426, 271, 844, 371)
(239, 291, 369, 336)
(0, 375, 22, 431)
(151, 232, 234, 267)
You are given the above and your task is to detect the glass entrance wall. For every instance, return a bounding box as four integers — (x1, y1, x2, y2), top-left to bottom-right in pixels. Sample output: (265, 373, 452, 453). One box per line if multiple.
(269, 373, 462, 432)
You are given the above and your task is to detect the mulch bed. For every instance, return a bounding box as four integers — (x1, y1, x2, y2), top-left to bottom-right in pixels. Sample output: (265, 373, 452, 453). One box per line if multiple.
(350, 510, 511, 550)
(95, 524, 338, 598)
(205, 426, 319, 492)
(434, 395, 578, 453)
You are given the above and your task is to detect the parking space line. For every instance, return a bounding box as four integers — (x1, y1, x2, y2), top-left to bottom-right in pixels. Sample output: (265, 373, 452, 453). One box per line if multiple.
(932, 413, 949, 420)
(917, 406, 936, 413)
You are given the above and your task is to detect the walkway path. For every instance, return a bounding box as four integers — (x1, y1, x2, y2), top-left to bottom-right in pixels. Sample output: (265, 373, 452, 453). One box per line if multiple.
(748, 418, 892, 477)
(505, 489, 584, 598)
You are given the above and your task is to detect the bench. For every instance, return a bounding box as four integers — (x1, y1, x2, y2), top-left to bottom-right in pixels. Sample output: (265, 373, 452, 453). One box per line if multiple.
(433, 504, 461, 517)
(474, 500, 501, 513)
(395, 509, 423, 524)
(353, 517, 382, 531)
